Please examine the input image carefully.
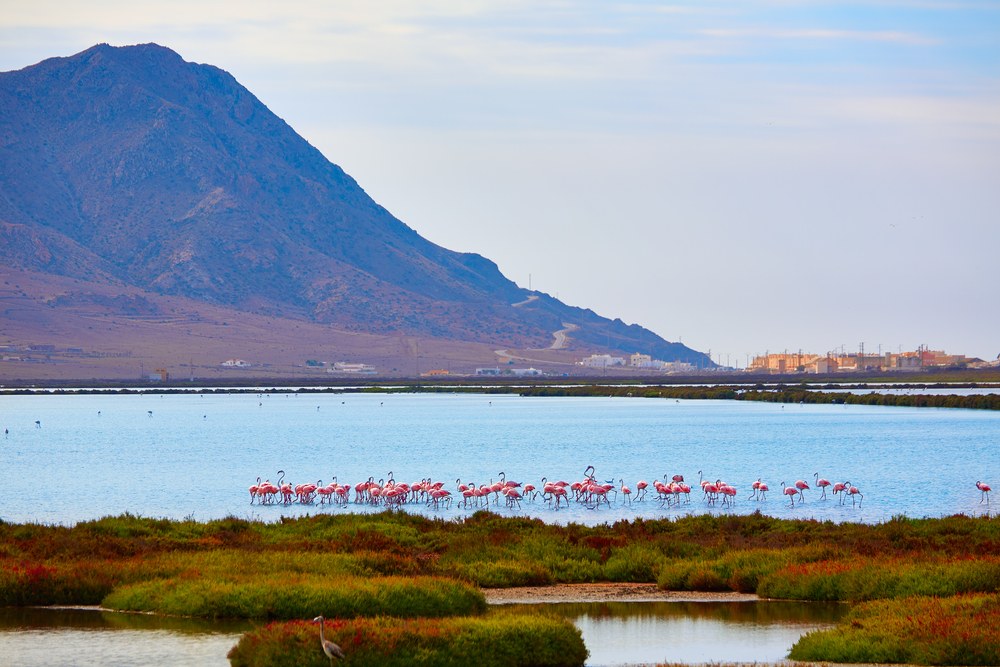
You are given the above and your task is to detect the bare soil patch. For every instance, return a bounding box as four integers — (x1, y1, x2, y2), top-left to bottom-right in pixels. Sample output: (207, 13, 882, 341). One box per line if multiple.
(483, 583, 758, 604)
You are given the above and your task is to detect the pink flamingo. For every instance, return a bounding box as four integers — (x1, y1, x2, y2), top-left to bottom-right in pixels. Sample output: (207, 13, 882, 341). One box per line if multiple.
(749, 478, 761, 501)
(794, 479, 810, 502)
(335, 484, 350, 504)
(977, 481, 992, 504)
(781, 481, 798, 507)
(757, 482, 769, 501)
(551, 486, 568, 508)
(523, 484, 537, 501)
(719, 483, 737, 507)
(814, 473, 831, 500)
(846, 484, 864, 508)
(703, 480, 720, 505)
(278, 471, 294, 505)
(832, 481, 849, 503)
(317, 483, 334, 505)
(636, 480, 648, 501)
(679, 483, 692, 503)
(504, 487, 523, 509)
(249, 477, 261, 504)
(620, 479, 632, 505)
(260, 479, 278, 504)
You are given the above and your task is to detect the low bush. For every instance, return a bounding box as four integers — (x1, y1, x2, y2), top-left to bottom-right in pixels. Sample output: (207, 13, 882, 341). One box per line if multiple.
(227, 612, 587, 667)
(757, 556, 1000, 601)
(788, 593, 1000, 665)
(104, 575, 486, 619)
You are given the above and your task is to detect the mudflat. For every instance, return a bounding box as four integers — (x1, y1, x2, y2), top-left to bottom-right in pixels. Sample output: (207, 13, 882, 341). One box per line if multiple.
(483, 583, 759, 604)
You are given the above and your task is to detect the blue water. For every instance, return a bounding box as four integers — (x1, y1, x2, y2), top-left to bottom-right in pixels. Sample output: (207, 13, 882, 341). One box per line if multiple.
(1, 392, 997, 526)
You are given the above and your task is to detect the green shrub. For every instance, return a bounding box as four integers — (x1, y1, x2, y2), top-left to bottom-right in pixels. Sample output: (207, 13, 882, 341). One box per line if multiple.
(228, 613, 588, 667)
(104, 575, 486, 619)
(789, 594, 1000, 665)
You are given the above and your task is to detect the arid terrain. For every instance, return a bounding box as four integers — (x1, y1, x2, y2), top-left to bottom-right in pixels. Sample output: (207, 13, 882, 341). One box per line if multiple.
(0, 267, 604, 381)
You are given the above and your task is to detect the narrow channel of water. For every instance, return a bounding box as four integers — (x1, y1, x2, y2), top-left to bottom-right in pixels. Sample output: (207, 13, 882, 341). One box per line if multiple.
(0, 601, 846, 667)
(505, 600, 846, 665)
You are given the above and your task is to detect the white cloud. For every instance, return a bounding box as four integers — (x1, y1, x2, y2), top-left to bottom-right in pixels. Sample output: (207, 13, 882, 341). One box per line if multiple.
(698, 27, 939, 45)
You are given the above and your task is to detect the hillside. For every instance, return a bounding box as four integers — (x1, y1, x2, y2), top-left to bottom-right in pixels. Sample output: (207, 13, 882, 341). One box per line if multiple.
(0, 43, 707, 375)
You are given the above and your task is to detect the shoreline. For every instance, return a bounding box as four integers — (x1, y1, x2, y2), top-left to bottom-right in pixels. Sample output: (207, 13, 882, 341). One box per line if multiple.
(483, 583, 759, 604)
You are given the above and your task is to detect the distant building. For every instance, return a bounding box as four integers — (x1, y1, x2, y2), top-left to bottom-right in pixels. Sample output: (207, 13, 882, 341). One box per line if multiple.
(149, 367, 169, 381)
(422, 369, 450, 376)
(476, 368, 503, 375)
(221, 359, 252, 367)
(511, 367, 543, 376)
(327, 362, 376, 374)
(578, 354, 626, 368)
(630, 353, 652, 367)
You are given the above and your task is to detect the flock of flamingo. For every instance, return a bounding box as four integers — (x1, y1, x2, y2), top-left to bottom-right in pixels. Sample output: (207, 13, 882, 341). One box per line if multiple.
(248, 467, 991, 511)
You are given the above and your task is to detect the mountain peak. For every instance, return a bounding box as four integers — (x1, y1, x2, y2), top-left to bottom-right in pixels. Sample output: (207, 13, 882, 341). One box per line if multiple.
(0, 44, 708, 365)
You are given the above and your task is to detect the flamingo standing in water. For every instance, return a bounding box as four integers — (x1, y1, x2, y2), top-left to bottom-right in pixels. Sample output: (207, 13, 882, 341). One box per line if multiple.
(749, 478, 761, 501)
(636, 480, 648, 501)
(620, 479, 632, 505)
(249, 477, 261, 504)
(976, 481, 991, 504)
(814, 473, 831, 500)
(794, 479, 810, 502)
(846, 484, 864, 508)
(312, 616, 345, 664)
(832, 481, 849, 504)
(757, 481, 769, 501)
(781, 482, 798, 507)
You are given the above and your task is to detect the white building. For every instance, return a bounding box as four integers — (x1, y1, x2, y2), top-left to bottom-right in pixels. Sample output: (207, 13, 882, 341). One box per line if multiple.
(221, 359, 251, 367)
(476, 368, 504, 375)
(579, 354, 626, 368)
(511, 367, 543, 376)
(328, 362, 377, 374)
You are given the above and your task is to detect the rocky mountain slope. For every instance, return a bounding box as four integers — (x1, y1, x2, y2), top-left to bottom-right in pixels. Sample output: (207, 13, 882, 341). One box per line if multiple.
(0, 43, 706, 365)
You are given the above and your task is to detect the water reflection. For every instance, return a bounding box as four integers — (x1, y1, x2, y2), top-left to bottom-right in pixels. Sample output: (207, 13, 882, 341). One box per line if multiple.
(0, 608, 251, 667)
(0, 602, 845, 667)
(504, 600, 847, 666)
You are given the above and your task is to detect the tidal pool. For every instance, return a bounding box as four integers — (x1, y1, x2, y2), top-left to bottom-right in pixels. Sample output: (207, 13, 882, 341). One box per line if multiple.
(0, 601, 846, 666)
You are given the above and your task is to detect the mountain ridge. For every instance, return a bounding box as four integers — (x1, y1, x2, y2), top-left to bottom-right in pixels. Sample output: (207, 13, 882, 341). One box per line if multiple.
(0, 43, 708, 369)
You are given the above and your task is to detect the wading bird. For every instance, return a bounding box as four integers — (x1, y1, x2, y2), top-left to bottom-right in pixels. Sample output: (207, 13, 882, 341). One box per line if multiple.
(814, 473, 831, 500)
(846, 484, 864, 508)
(312, 615, 345, 664)
(977, 481, 991, 504)
(781, 482, 798, 507)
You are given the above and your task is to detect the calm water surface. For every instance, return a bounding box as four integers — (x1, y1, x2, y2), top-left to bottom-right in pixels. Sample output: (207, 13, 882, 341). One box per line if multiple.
(1, 392, 998, 525)
(508, 600, 846, 665)
(0, 602, 844, 667)
(0, 608, 251, 667)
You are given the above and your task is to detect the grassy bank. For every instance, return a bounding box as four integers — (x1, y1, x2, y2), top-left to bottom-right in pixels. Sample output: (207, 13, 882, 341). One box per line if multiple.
(3, 511, 1000, 607)
(4, 511, 999, 664)
(788, 593, 1000, 665)
(227, 612, 587, 667)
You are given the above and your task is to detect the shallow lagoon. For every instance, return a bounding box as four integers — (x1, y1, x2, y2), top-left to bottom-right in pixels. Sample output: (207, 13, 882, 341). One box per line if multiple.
(2, 391, 993, 665)
(1, 391, 998, 525)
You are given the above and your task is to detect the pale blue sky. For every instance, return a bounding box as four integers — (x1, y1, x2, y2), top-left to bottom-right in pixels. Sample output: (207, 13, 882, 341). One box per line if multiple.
(3, 1, 998, 363)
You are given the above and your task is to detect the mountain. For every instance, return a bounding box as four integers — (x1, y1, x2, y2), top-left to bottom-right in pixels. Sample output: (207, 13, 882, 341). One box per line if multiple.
(0, 43, 707, 367)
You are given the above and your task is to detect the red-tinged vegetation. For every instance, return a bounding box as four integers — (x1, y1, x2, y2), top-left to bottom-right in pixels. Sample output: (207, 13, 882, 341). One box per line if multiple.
(227, 614, 587, 667)
(789, 594, 1000, 665)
